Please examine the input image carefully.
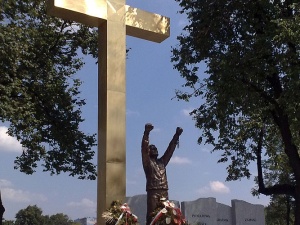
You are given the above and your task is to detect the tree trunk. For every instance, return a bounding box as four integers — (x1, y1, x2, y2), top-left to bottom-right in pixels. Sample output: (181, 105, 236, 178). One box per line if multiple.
(255, 127, 299, 224)
(273, 111, 300, 225)
(286, 196, 290, 225)
(295, 184, 300, 225)
(0, 191, 5, 225)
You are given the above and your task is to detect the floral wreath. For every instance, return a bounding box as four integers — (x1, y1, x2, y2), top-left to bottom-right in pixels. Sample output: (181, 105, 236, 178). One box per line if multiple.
(102, 200, 138, 225)
(150, 198, 186, 225)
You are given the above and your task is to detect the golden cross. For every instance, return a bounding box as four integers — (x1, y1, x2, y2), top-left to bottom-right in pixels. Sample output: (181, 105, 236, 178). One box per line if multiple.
(47, 0, 170, 223)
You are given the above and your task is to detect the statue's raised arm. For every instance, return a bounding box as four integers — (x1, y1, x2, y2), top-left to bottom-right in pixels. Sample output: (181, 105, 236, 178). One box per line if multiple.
(161, 127, 183, 166)
(141, 123, 154, 167)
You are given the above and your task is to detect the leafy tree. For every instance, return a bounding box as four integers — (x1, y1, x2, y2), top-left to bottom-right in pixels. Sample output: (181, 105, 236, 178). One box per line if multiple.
(47, 213, 79, 225)
(0, 0, 98, 178)
(14, 206, 80, 225)
(2, 220, 15, 225)
(265, 195, 295, 225)
(2, 221, 14, 225)
(172, 0, 300, 224)
(15, 205, 46, 225)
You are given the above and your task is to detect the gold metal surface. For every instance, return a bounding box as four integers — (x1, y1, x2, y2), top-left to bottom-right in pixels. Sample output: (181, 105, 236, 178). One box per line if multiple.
(125, 6, 170, 43)
(97, 6, 126, 223)
(47, 0, 170, 224)
(47, 0, 107, 26)
(47, 0, 170, 42)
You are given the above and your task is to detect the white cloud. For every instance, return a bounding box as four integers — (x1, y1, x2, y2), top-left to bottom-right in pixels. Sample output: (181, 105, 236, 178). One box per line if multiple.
(210, 181, 230, 193)
(0, 179, 13, 187)
(170, 156, 191, 165)
(152, 128, 161, 133)
(0, 126, 22, 153)
(197, 186, 210, 195)
(126, 109, 140, 117)
(67, 198, 96, 216)
(197, 181, 230, 195)
(0, 179, 47, 203)
(67, 198, 96, 209)
(3, 188, 47, 203)
(181, 108, 193, 117)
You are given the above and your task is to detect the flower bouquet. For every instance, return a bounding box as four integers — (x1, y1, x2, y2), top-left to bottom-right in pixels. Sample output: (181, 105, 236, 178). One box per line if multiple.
(102, 200, 138, 225)
(150, 198, 186, 225)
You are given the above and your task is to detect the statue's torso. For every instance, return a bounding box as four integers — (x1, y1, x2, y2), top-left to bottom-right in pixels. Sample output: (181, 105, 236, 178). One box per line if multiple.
(144, 158, 168, 191)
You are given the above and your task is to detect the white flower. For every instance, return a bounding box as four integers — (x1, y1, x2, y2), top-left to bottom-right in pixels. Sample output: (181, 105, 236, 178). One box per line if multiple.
(166, 217, 171, 224)
(161, 208, 168, 214)
(173, 209, 177, 215)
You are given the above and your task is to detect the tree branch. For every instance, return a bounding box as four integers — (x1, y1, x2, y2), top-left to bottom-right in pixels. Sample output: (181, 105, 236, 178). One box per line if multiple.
(256, 127, 296, 196)
(258, 184, 295, 196)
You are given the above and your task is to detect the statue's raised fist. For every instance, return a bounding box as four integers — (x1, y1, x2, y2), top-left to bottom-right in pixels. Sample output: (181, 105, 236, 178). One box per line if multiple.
(176, 127, 183, 136)
(145, 123, 154, 132)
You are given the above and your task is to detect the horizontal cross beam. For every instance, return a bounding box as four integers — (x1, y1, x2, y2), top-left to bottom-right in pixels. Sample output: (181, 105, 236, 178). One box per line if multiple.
(47, 0, 170, 42)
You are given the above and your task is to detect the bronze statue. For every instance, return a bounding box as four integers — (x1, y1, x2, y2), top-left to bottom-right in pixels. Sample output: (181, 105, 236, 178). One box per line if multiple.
(141, 123, 183, 225)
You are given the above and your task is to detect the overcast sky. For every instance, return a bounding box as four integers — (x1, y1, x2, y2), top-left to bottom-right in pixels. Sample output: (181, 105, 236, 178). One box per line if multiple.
(0, 0, 270, 221)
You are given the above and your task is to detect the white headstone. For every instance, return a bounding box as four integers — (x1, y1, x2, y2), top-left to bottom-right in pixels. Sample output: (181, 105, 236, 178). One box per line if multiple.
(181, 198, 218, 225)
(231, 199, 265, 225)
(216, 203, 232, 225)
(126, 195, 148, 225)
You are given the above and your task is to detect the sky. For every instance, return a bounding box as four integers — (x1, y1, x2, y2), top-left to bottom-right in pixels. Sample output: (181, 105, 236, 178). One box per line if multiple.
(0, 0, 270, 221)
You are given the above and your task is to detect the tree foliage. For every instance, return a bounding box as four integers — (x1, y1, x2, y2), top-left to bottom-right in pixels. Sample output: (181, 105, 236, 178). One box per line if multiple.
(15, 205, 46, 225)
(172, 0, 300, 224)
(2, 220, 14, 225)
(265, 195, 295, 225)
(46, 213, 81, 225)
(0, 0, 98, 179)
(13, 205, 80, 225)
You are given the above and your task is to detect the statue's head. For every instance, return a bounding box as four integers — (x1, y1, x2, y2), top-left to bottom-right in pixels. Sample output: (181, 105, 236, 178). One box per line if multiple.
(149, 144, 158, 158)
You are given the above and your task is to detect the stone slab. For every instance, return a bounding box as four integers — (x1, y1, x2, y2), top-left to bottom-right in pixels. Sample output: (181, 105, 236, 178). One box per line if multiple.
(181, 198, 218, 225)
(126, 194, 148, 225)
(216, 203, 232, 225)
(231, 199, 265, 225)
